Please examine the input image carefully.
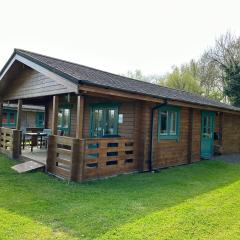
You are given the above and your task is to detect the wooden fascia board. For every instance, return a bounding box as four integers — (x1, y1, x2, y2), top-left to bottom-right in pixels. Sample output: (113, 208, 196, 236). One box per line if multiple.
(0, 56, 16, 81)
(15, 55, 78, 93)
(168, 100, 240, 115)
(79, 84, 240, 115)
(79, 84, 164, 103)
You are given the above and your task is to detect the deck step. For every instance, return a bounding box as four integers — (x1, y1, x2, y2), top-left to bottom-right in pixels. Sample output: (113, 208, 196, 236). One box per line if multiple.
(11, 161, 45, 173)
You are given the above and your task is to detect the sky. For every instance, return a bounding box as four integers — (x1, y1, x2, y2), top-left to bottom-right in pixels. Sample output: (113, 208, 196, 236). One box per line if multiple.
(0, 0, 240, 76)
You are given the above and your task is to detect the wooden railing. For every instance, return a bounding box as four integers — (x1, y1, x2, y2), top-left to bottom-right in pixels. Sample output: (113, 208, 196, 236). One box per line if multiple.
(0, 127, 21, 159)
(83, 137, 137, 180)
(46, 135, 84, 181)
(46, 136, 137, 181)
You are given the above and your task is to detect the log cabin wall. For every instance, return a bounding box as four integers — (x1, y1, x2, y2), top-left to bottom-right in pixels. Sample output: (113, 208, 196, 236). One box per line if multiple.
(47, 95, 140, 139)
(222, 113, 240, 154)
(152, 107, 201, 169)
(83, 96, 137, 138)
(22, 111, 36, 128)
(46, 92, 240, 174)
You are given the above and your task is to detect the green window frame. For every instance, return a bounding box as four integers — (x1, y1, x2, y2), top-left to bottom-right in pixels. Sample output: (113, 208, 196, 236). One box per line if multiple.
(2, 109, 17, 128)
(57, 104, 72, 135)
(90, 103, 119, 137)
(158, 105, 180, 141)
(36, 112, 45, 128)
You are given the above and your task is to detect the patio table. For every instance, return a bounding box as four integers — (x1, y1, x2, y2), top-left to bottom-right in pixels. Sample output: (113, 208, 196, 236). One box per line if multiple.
(23, 132, 47, 152)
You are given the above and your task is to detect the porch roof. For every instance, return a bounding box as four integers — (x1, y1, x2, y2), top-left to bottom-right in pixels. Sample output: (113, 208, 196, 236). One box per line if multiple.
(1, 49, 240, 112)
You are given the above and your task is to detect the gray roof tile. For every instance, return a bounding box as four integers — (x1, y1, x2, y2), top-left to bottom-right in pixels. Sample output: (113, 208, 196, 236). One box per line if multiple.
(15, 49, 240, 112)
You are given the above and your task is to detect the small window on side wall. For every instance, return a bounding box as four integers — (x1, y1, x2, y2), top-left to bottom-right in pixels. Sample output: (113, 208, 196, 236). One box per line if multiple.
(158, 106, 180, 141)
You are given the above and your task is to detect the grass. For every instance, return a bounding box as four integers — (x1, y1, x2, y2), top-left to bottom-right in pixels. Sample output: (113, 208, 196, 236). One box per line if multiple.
(1, 155, 240, 239)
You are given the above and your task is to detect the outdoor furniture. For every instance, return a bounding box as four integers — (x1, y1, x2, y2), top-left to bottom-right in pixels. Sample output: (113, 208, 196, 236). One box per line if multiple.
(22, 128, 32, 149)
(41, 129, 52, 148)
(23, 132, 48, 152)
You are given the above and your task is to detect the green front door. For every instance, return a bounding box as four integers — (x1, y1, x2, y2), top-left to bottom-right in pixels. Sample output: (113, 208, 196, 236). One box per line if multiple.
(200, 111, 215, 159)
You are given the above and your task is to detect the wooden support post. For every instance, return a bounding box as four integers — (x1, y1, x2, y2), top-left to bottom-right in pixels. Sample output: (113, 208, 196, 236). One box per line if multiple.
(219, 112, 223, 145)
(16, 99, 22, 130)
(134, 102, 141, 171)
(12, 129, 21, 159)
(0, 100, 3, 128)
(44, 104, 49, 129)
(70, 138, 81, 181)
(76, 95, 84, 139)
(52, 95, 59, 135)
(46, 135, 57, 173)
(78, 139, 86, 182)
(187, 108, 194, 164)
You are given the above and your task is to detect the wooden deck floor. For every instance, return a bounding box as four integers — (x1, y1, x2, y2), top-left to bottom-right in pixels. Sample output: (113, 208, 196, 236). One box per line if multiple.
(21, 147, 47, 165)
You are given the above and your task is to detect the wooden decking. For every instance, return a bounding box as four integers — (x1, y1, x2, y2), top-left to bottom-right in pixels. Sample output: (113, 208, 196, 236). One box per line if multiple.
(21, 147, 47, 165)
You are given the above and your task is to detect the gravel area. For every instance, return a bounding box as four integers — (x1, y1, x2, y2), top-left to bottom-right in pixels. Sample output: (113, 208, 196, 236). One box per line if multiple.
(211, 154, 240, 164)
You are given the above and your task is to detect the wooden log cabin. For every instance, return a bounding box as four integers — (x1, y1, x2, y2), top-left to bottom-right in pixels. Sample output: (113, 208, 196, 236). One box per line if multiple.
(0, 49, 240, 181)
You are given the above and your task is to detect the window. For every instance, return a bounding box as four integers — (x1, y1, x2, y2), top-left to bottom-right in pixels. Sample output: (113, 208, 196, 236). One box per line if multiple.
(158, 106, 180, 140)
(36, 112, 45, 128)
(2, 110, 16, 127)
(90, 104, 119, 137)
(2, 113, 7, 124)
(58, 105, 71, 135)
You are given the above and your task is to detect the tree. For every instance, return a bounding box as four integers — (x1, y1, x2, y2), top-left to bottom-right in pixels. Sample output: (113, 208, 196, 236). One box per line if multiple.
(198, 53, 226, 102)
(123, 69, 161, 84)
(123, 69, 145, 81)
(159, 63, 203, 94)
(205, 32, 240, 106)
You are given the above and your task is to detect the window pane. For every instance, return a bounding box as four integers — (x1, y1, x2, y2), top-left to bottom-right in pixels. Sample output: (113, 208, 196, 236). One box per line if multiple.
(105, 109, 116, 135)
(9, 113, 15, 123)
(62, 109, 70, 128)
(160, 111, 167, 135)
(58, 110, 63, 127)
(169, 111, 177, 135)
(203, 115, 210, 139)
(93, 109, 103, 137)
(2, 113, 7, 123)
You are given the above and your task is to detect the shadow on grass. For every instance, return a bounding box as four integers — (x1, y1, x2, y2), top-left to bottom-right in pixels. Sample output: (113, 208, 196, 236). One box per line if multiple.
(0, 155, 240, 239)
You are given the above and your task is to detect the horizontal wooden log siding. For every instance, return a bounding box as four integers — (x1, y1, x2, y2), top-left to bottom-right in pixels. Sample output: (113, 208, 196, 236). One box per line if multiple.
(46, 135, 83, 181)
(222, 113, 240, 154)
(4, 67, 70, 100)
(152, 107, 201, 169)
(46, 135, 136, 181)
(47, 95, 138, 139)
(0, 127, 21, 159)
(83, 137, 137, 180)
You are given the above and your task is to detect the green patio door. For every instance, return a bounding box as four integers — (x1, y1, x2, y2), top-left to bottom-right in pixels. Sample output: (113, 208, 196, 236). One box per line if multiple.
(36, 112, 45, 128)
(200, 111, 215, 159)
(90, 104, 119, 137)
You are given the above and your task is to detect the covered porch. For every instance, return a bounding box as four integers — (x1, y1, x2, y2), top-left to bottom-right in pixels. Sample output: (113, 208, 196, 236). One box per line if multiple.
(0, 90, 142, 181)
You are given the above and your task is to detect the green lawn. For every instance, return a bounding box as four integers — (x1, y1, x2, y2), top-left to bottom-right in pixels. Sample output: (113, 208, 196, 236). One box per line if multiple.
(1, 155, 240, 240)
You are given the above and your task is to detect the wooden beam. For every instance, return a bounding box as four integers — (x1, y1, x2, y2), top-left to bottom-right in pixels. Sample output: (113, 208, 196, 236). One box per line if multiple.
(16, 99, 22, 130)
(52, 95, 59, 135)
(79, 84, 240, 115)
(0, 100, 3, 128)
(219, 112, 223, 145)
(44, 104, 48, 129)
(187, 108, 194, 164)
(79, 84, 164, 103)
(76, 95, 85, 139)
